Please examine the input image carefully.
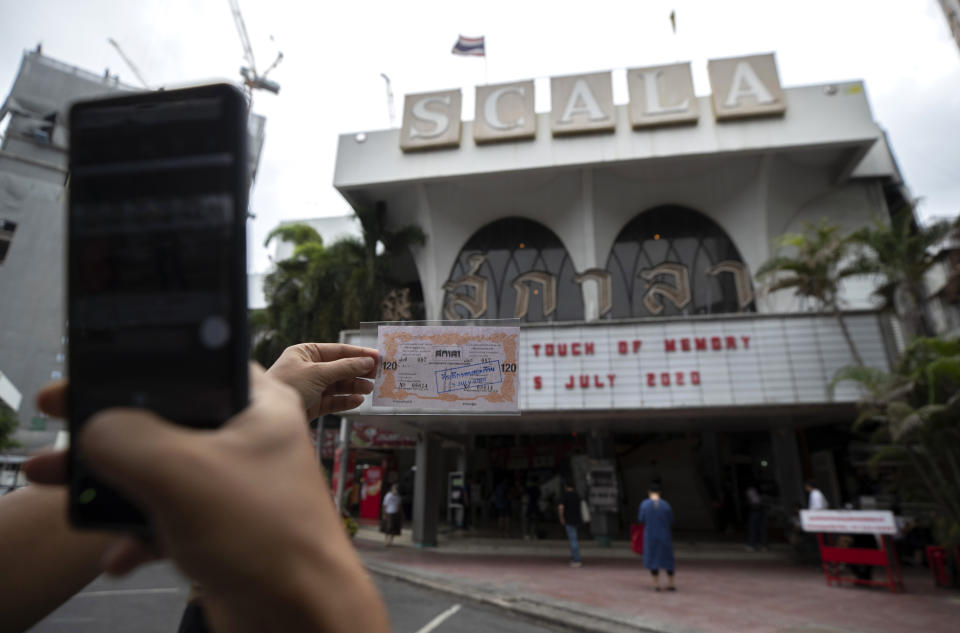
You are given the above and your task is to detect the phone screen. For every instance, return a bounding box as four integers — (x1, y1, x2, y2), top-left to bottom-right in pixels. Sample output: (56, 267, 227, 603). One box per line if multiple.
(67, 85, 249, 528)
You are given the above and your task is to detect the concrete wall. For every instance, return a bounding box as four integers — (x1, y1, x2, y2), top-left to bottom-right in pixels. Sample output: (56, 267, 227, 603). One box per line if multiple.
(335, 82, 902, 325)
(376, 156, 889, 322)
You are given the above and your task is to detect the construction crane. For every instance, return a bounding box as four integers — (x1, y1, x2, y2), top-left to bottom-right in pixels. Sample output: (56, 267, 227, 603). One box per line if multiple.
(228, 0, 283, 103)
(380, 73, 395, 127)
(107, 38, 150, 89)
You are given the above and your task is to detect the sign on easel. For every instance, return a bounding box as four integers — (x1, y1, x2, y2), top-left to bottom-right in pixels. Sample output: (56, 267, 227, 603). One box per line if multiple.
(802, 510, 904, 593)
(801, 510, 897, 535)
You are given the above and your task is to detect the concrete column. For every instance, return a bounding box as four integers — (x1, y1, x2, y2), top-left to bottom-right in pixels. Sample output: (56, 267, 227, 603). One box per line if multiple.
(770, 426, 804, 515)
(413, 433, 442, 547)
(334, 417, 352, 513)
(586, 430, 616, 546)
(701, 431, 724, 531)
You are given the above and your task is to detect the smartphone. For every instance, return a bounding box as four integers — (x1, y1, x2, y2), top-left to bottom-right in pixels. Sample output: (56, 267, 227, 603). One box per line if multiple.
(67, 84, 250, 530)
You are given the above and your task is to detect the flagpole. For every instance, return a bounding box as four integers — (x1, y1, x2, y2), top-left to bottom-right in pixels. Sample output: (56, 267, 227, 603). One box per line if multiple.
(670, 10, 679, 63)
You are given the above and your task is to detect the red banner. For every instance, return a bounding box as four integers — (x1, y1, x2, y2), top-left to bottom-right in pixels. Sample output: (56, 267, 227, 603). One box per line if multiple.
(360, 466, 384, 520)
(321, 424, 415, 460)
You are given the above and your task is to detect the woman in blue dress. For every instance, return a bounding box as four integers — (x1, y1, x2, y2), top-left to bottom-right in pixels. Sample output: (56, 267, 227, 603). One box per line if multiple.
(637, 483, 676, 591)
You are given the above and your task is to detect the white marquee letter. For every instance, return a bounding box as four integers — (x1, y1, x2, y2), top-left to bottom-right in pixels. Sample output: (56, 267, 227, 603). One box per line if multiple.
(560, 80, 608, 123)
(724, 61, 775, 108)
(641, 70, 690, 115)
(484, 85, 526, 131)
(410, 96, 452, 138)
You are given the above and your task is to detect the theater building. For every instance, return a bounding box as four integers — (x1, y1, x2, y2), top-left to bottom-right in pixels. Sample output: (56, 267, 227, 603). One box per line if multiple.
(330, 53, 906, 546)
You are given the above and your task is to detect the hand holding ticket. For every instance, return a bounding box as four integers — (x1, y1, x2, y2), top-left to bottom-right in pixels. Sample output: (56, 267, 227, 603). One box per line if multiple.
(373, 325, 520, 413)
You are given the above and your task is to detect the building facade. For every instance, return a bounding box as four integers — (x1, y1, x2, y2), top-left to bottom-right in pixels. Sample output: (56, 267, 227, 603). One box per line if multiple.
(0, 50, 266, 452)
(331, 54, 910, 545)
(0, 50, 133, 450)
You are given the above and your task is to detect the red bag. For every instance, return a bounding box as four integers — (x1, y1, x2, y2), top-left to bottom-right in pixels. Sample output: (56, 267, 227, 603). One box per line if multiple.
(630, 523, 644, 554)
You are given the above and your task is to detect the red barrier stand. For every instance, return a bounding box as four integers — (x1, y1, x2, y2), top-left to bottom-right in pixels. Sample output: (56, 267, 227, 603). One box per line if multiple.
(817, 533, 904, 593)
(926, 546, 951, 588)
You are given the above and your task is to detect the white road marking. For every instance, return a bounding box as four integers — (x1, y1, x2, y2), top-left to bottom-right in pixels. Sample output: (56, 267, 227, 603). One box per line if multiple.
(47, 617, 97, 623)
(77, 588, 182, 597)
(414, 604, 462, 633)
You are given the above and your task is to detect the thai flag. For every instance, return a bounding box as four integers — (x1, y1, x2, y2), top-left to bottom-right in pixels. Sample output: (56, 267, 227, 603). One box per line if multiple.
(451, 35, 485, 57)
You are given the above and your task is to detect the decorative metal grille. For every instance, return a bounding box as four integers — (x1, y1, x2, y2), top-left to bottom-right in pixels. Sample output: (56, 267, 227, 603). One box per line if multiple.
(605, 205, 755, 318)
(443, 217, 583, 322)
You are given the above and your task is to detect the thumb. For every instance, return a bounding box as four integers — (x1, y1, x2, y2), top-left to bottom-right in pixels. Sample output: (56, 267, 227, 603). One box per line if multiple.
(79, 408, 206, 510)
(315, 356, 376, 388)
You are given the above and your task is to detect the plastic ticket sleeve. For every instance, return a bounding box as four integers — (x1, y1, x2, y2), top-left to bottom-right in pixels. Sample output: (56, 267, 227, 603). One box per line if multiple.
(373, 325, 520, 413)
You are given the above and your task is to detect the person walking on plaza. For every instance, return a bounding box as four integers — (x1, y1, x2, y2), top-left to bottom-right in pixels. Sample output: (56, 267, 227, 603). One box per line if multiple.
(805, 480, 829, 510)
(638, 483, 676, 591)
(382, 483, 403, 546)
(469, 477, 484, 529)
(557, 479, 583, 567)
(745, 485, 768, 551)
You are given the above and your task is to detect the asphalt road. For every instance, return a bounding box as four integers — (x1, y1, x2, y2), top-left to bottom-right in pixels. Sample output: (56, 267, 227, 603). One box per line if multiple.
(28, 562, 189, 633)
(28, 562, 568, 633)
(377, 573, 567, 633)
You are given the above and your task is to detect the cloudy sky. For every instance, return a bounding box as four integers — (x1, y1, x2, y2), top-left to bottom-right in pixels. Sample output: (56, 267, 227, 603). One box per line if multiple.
(2, 0, 958, 272)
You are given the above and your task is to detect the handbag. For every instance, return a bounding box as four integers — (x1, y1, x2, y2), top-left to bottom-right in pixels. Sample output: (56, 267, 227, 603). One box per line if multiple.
(580, 499, 591, 524)
(630, 523, 644, 554)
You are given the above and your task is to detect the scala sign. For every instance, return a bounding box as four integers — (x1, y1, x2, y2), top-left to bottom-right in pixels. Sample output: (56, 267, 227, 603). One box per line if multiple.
(401, 53, 786, 151)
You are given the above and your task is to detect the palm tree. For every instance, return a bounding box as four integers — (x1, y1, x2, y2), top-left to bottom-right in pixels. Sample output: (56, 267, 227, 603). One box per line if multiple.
(0, 404, 20, 451)
(253, 206, 426, 366)
(756, 219, 864, 365)
(832, 337, 960, 545)
(846, 206, 954, 340)
(253, 224, 364, 365)
(344, 201, 426, 326)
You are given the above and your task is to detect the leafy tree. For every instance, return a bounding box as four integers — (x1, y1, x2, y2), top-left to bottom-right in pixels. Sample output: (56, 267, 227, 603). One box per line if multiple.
(0, 404, 20, 451)
(343, 202, 426, 327)
(846, 207, 953, 339)
(252, 208, 426, 366)
(252, 225, 364, 365)
(756, 219, 864, 365)
(832, 337, 960, 546)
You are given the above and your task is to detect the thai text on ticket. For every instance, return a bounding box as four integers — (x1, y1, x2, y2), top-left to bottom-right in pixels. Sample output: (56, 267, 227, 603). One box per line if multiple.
(373, 325, 520, 413)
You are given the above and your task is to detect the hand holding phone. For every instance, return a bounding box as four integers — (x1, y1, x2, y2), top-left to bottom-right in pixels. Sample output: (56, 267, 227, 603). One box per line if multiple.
(28, 366, 392, 633)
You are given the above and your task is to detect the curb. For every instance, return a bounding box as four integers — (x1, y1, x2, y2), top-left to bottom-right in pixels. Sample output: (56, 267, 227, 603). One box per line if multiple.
(353, 529, 792, 563)
(363, 557, 676, 633)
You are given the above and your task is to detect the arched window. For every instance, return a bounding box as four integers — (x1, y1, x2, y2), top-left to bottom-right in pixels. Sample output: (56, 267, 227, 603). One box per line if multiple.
(442, 217, 582, 322)
(605, 206, 754, 318)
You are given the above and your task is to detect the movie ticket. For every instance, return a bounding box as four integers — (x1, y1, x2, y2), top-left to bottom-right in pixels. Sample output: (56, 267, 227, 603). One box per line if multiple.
(372, 325, 520, 413)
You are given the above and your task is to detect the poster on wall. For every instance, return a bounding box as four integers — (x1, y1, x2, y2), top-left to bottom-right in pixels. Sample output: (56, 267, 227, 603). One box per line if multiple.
(587, 460, 619, 512)
(360, 466, 383, 520)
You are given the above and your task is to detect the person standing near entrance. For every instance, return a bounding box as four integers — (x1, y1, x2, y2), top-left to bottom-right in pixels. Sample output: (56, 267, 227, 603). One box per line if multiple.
(557, 480, 583, 567)
(805, 480, 829, 510)
(638, 483, 676, 591)
(382, 484, 403, 546)
(493, 478, 511, 537)
(745, 485, 768, 551)
(525, 475, 542, 540)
